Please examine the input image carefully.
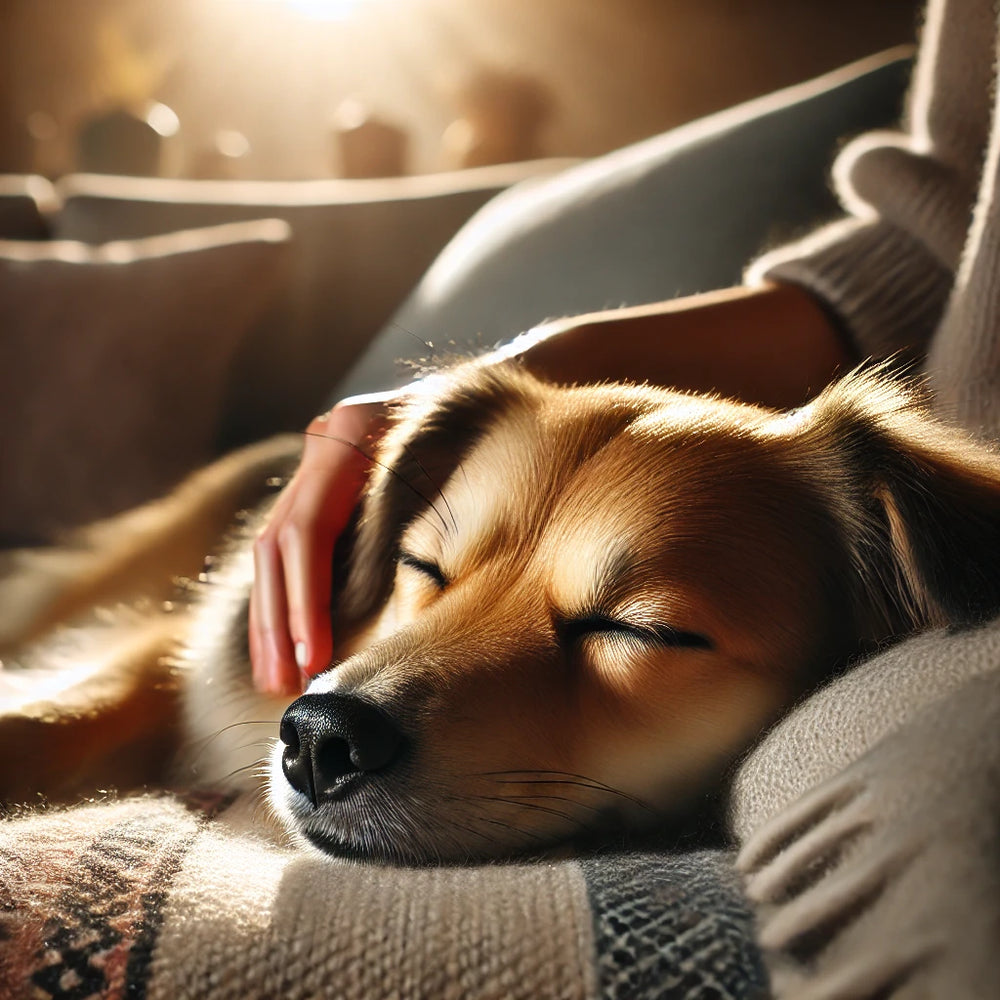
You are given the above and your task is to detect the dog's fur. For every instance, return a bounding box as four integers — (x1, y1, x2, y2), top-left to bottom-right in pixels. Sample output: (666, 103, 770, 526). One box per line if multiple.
(5, 362, 1000, 863)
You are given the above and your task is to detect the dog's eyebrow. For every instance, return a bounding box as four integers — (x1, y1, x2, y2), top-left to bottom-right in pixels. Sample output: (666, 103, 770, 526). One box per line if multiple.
(589, 544, 636, 605)
(551, 541, 637, 620)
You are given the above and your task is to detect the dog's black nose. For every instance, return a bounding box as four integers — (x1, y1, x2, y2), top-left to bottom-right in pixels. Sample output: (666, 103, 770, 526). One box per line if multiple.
(279, 693, 403, 805)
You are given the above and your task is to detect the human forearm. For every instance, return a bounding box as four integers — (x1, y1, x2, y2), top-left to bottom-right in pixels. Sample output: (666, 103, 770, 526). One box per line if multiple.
(505, 282, 852, 410)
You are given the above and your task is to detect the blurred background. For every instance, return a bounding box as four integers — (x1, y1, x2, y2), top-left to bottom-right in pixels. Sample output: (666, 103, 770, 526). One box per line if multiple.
(0, 0, 923, 548)
(1, 0, 920, 181)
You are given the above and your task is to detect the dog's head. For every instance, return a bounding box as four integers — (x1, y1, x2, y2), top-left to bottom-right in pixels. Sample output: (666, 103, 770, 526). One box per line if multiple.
(269, 362, 1000, 862)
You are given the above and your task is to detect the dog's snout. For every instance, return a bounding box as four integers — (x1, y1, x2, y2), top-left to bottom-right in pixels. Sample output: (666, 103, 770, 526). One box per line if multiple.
(280, 694, 403, 805)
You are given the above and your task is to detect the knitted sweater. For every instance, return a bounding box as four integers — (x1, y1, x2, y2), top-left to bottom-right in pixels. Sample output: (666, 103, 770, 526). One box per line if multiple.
(734, 5, 1000, 994)
(748, 0, 1000, 439)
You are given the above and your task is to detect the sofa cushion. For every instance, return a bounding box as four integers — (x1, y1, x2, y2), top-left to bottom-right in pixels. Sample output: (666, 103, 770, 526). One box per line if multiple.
(0, 219, 291, 546)
(0, 175, 58, 240)
(52, 162, 577, 430)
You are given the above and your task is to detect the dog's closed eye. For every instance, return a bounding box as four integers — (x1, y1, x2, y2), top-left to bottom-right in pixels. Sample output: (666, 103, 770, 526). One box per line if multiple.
(397, 550, 448, 589)
(557, 613, 713, 651)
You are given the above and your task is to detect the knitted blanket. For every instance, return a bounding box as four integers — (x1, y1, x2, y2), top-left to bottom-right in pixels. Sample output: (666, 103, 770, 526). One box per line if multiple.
(0, 793, 767, 1000)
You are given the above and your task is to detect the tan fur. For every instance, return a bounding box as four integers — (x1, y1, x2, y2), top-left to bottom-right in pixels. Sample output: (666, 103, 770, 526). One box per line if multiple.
(6, 364, 1000, 861)
(0, 436, 301, 804)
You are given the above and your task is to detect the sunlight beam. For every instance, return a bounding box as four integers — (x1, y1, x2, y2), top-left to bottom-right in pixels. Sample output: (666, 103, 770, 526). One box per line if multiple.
(253, 0, 380, 21)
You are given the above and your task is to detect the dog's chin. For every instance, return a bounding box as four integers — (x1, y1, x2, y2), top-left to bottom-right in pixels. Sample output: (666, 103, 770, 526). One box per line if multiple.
(266, 744, 473, 864)
(266, 744, 599, 864)
(301, 826, 406, 865)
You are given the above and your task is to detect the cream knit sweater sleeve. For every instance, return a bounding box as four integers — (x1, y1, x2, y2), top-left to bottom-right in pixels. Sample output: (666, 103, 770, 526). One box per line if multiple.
(746, 0, 994, 366)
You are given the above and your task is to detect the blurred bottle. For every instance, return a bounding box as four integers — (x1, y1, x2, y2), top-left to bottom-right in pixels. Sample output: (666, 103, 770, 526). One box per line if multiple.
(187, 129, 251, 180)
(443, 68, 551, 169)
(332, 98, 409, 178)
(76, 101, 179, 177)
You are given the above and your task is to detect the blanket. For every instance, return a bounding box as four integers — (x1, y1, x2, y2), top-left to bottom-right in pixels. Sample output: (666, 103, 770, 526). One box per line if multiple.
(731, 620, 1000, 999)
(0, 793, 766, 1000)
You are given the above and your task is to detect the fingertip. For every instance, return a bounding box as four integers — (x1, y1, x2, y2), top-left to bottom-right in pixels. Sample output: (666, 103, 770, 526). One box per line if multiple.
(304, 631, 334, 679)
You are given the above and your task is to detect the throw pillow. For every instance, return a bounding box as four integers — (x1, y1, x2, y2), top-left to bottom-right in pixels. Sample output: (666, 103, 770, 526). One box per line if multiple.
(0, 219, 291, 545)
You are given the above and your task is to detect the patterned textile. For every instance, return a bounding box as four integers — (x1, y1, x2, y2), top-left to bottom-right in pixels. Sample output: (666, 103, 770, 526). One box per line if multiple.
(0, 795, 767, 1000)
(581, 851, 768, 1000)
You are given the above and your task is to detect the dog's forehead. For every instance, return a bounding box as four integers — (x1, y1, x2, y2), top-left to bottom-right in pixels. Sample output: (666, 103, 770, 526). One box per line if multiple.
(401, 383, 786, 567)
(397, 388, 640, 559)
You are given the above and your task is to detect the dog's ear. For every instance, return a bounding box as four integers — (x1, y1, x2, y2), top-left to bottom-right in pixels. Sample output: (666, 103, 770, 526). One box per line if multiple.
(335, 361, 540, 626)
(803, 371, 1000, 640)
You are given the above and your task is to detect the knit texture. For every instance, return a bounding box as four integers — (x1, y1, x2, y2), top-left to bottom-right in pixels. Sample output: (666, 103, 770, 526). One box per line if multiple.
(0, 796, 598, 1000)
(736, 669, 1000, 999)
(747, 0, 995, 402)
(0, 791, 768, 1000)
(580, 850, 767, 1000)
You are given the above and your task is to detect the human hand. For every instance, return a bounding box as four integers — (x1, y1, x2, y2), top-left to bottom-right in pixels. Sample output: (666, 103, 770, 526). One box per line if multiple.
(250, 393, 392, 696)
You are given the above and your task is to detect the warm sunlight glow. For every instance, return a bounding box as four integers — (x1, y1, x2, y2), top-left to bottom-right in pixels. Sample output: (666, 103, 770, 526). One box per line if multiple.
(256, 0, 377, 20)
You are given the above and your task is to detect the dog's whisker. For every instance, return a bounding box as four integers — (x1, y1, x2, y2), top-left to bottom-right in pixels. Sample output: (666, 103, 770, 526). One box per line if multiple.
(452, 806, 522, 849)
(220, 757, 271, 784)
(303, 429, 451, 537)
(469, 813, 550, 843)
(246, 781, 274, 825)
(475, 769, 661, 816)
(397, 439, 460, 536)
(470, 793, 581, 828)
(231, 739, 278, 755)
(412, 508, 449, 546)
(463, 814, 548, 852)
(185, 718, 277, 781)
(457, 459, 473, 511)
(448, 818, 501, 849)
(448, 781, 628, 835)
(502, 792, 610, 818)
(185, 719, 278, 766)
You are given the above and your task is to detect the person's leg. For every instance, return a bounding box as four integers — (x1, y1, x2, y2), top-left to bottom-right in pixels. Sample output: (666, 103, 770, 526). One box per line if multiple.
(333, 49, 911, 401)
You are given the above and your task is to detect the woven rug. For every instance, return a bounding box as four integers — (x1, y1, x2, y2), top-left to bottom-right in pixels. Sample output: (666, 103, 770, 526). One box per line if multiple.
(0, 793, 767, 1000)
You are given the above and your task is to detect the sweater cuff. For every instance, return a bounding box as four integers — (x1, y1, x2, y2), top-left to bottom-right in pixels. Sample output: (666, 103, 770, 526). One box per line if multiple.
(745, 217, 955, 363)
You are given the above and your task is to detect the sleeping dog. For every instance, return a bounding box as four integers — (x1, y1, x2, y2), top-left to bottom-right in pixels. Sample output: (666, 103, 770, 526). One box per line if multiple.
(6, 361, 1000, 863)
(189, 361, 1000, 862)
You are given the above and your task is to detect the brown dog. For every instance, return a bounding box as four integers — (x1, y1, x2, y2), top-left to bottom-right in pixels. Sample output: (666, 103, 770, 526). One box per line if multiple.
(6, 361, 1000, 863)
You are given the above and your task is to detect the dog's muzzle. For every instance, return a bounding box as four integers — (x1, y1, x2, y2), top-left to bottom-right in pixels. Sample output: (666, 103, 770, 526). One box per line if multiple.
(279, 693, 404, 805)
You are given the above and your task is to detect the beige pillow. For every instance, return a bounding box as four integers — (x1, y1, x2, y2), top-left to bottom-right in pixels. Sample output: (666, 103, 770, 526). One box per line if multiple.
(0, 220, 291, 545)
